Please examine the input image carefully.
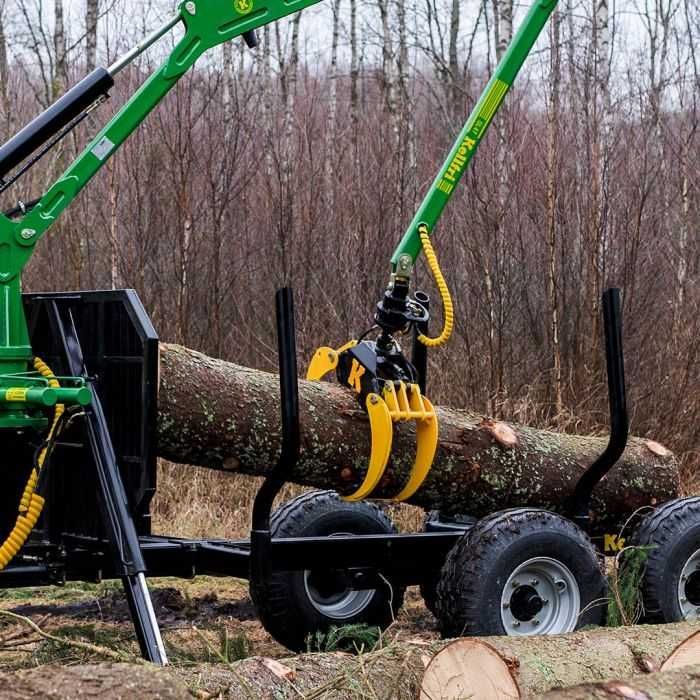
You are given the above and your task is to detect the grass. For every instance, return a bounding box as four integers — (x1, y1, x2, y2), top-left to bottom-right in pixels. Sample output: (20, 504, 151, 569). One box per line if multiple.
(32, 621, 135, 665)
(606, 546, 651, 627)
(306, 624, 383, 653)
(151, 461, 425, 540)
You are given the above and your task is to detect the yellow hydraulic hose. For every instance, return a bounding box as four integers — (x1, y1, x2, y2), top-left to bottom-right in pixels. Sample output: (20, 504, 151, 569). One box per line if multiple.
(416, 224, 454, 347)
(0, 358, 64, 571)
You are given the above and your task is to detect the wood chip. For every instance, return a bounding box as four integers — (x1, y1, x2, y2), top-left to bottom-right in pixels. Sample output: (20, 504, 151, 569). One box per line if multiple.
(645, 440, 671, 457)
(260, 658, 297, 681)
(480, 419, 518, 448)
(601, 681, 651, 700)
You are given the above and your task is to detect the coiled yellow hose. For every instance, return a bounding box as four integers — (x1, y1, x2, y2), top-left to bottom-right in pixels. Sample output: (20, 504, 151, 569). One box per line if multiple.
(417, 224, 454, 347)
(0, 358, 63, 571)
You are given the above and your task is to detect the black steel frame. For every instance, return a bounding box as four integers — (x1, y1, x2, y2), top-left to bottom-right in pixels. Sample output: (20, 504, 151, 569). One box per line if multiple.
(0, 286, 629, 663)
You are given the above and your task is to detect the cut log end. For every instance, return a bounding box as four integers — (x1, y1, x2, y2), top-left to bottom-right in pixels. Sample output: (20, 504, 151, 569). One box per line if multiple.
(661, 630, 700, 671)
(419, 638, 520, 700)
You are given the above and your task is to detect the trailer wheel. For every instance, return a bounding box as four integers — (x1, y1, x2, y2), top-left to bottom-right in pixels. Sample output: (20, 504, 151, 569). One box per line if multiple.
(420, 510, 476, 616)
(251, 490, 405, 651)
(435, 508, 606, 637)
(629, 497, 700, 623)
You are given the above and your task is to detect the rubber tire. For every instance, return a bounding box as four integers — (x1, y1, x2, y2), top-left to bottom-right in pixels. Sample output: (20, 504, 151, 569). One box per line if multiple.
(420, 510, 476, 616)
(435, 508, 607, 637)
(628, 497, 700, 623)
(251, 490, 405, 651)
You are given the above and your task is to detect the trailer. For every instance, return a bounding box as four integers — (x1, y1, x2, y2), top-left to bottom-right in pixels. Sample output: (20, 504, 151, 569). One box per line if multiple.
(0, 0, 698, 666)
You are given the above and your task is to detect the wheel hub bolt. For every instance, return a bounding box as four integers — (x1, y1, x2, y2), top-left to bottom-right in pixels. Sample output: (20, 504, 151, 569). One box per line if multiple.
(532, 619, 540, 625)
(681, 597, 687, 603)
(502, 602, 509, 609)
(530, 579, 539, 586)
(542, 599, 549, 606)
(512, 580, 519, 588)
(512, 621, 520, 628)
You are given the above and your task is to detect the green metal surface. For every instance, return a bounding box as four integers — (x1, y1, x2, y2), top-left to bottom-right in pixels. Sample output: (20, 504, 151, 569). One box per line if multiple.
(0, 0, 323, 428)
(391, 0, 559, 266)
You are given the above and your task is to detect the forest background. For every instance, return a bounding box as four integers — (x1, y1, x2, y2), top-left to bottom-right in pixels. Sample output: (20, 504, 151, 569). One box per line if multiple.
(0, 0, 697, 523)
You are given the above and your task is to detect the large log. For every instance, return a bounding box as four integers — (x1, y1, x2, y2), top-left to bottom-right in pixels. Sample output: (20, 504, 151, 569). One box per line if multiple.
(157, 343, 678, 528)
(538, 664, 700, 699)
(418, 623, 700, 699)
(6, 623, 698, 699)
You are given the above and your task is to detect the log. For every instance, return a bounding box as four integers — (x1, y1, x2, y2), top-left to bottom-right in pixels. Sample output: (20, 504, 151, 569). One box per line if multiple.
(538, 664, 700, 699)
(417, 622, 700, 699)
(661, 629, 700, 671)
(0, 662, 190, 699)
(157, 343, 678, 529)
(5, 624, 699, 699)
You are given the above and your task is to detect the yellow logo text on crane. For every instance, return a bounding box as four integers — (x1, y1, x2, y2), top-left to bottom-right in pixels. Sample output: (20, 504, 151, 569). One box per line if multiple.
(347, 360, 365, 394)
(234, 0, 253, 14)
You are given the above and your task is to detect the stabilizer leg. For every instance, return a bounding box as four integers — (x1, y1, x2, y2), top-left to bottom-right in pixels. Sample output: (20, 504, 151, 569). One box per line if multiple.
(48, 301, 167, 665)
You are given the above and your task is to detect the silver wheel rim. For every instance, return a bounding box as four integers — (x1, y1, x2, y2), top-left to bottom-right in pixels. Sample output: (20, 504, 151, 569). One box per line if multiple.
(500, 557, 580, 635)
(303, 532, 375, 620)
(677, 549, 700, 619)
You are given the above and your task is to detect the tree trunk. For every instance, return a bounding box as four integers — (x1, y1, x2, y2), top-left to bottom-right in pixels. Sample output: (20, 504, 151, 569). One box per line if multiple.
(0, 0, 8, 129)
(85, 0, 99, 74)
(547, 8, 563, 416)
(538, 664, 700, 699)
(156, 343, 678, 531)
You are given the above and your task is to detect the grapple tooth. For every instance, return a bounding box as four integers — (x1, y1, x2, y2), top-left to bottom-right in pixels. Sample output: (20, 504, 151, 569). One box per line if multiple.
(383, 382, 399, 413)
(306, 346, 338, 381)
(392, 395, 438, 502)
(342, 393, 393, 501)
(396, 382, 411, 416)
(306, 339, 358, 381)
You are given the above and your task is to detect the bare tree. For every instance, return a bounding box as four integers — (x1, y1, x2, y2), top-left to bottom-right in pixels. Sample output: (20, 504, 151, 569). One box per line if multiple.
(0, 0, 8, 130)
(325, 0, 341, 199)
(85, 0, 99, 73)
(494, 0, 513, 60)
(53, 0, 67, 99)
(547, 8, 563, 415)
(377, 0, 396, 114)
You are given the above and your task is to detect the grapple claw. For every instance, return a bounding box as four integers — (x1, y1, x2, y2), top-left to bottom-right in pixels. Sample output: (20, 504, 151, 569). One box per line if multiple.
(343, 393, 393, 501)
(307, 342, 438, 502)
(345, 382, 438, 502)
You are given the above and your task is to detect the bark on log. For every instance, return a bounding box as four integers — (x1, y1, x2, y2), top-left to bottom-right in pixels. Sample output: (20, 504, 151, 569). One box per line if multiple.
(538, 664, 700, 699)
(5, 624, 699, 699)
(0, 663, 189, 699)
(157, 343, 679, 529)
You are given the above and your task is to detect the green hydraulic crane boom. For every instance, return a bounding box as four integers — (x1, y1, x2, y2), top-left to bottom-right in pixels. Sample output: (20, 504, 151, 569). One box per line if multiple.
(393, 0, 558, 266)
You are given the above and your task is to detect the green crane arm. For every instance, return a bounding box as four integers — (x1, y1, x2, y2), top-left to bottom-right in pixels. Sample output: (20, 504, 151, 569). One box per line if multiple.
(391, 0, 558, 268)
(0, 0, 322, 426)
